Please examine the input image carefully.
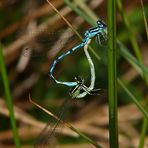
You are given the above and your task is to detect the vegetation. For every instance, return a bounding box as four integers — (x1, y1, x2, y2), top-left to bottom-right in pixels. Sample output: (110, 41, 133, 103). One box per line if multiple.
(0, 0, 147, 147)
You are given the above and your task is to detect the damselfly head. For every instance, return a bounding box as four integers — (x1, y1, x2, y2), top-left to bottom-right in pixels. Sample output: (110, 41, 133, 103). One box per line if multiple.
(97, 20, 107, 29)
(69, 76, 85, 98)
(74, 75, 84, 85)
(96, 20, 108, 45)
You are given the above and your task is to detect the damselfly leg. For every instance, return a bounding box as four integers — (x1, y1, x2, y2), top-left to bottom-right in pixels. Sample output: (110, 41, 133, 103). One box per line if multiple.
(69, 76, 101, 98)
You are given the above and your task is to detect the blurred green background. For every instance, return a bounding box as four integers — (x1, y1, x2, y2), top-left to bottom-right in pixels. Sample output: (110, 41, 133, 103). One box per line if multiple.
(0, 0, 148, 147)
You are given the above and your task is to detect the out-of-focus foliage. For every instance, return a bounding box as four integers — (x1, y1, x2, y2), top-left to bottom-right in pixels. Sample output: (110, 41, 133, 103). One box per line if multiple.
(0, 0, 148, 147)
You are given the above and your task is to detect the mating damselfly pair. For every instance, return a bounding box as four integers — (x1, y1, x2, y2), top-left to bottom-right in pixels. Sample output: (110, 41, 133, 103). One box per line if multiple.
(49, 20, 107, 98)
(31, 20, 107, 147)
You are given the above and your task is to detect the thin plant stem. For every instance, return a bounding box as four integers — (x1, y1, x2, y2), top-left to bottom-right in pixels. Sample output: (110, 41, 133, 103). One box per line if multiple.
(107, 0, 119, 147)
(29, 96, 102, 148)
(74, 0, 98, 21)
(46, 0, 100, 61)
(0, 43, 21, 148)
(117, 0, 148, 147)
(138, 115, 148, 148)
(117, 41, 148, 77)
(117, 0, 148, 84)
(117, 0, 143, 63)
(140, 0, 148, 39)
(118, 78, 148, 148)
(139, 1, 148, 146)
(118, 79, 148, 119)
(65, 0, 97, 25)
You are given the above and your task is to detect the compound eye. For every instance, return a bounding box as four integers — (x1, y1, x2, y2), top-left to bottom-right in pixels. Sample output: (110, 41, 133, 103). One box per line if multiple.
(102, 22, 107, 28)
(97, 20, 102, 25)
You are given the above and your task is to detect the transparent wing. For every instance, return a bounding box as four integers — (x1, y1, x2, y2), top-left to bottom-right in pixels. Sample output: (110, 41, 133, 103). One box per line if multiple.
(34, 98, 72, 148)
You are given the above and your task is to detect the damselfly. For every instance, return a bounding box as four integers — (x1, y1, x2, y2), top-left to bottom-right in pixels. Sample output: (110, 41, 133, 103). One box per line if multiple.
(49, 20, 107, 88)
(33, 29, 107, 147)
(69, 38, 101, 98)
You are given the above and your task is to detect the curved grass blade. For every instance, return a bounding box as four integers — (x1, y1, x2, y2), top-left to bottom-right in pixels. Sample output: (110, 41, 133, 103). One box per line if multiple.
(29, 96, 102, 148)
(117, 79, 148, 119)
(117, 40, 148, 77)
(140, 0, 148, 39)
(64, 0, 96, 26)
(138, 1, 148, 147)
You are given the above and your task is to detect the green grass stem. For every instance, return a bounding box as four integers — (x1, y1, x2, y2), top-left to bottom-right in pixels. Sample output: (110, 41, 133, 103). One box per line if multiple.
(140, 0, 148, 39)
(117, 41, 148, 77)
(138, 116, 148, 148)
(117, 1, 148, 146)
(74, 0, 98, 21)
(64, 0, 96, 26)
(118, 79, 148, 119)
(0, 43, 20, 148)
(107, 0, 119, 147)
(117, 0, 143, 63)
(139, 1, 148, 147)
(117, 0, 148, 83)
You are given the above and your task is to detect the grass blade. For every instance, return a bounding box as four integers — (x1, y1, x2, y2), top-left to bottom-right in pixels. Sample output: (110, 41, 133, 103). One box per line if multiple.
(118, 79, 148, 119)
(138, 116, 148, 148)
(107, 0, 119, 147)
(47, 0, 100, 61)
(117, 0, 143, 63)
(29, 96, 102, 148)
(64, 0, 96, 26)
(138, 0, 148, 147)
(0, 43, 20, 148)
(117, 0, 148, 83)
(74, 0, 98, 21)
(117, 40, 148, 77)
(140, 0, 148, 39)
